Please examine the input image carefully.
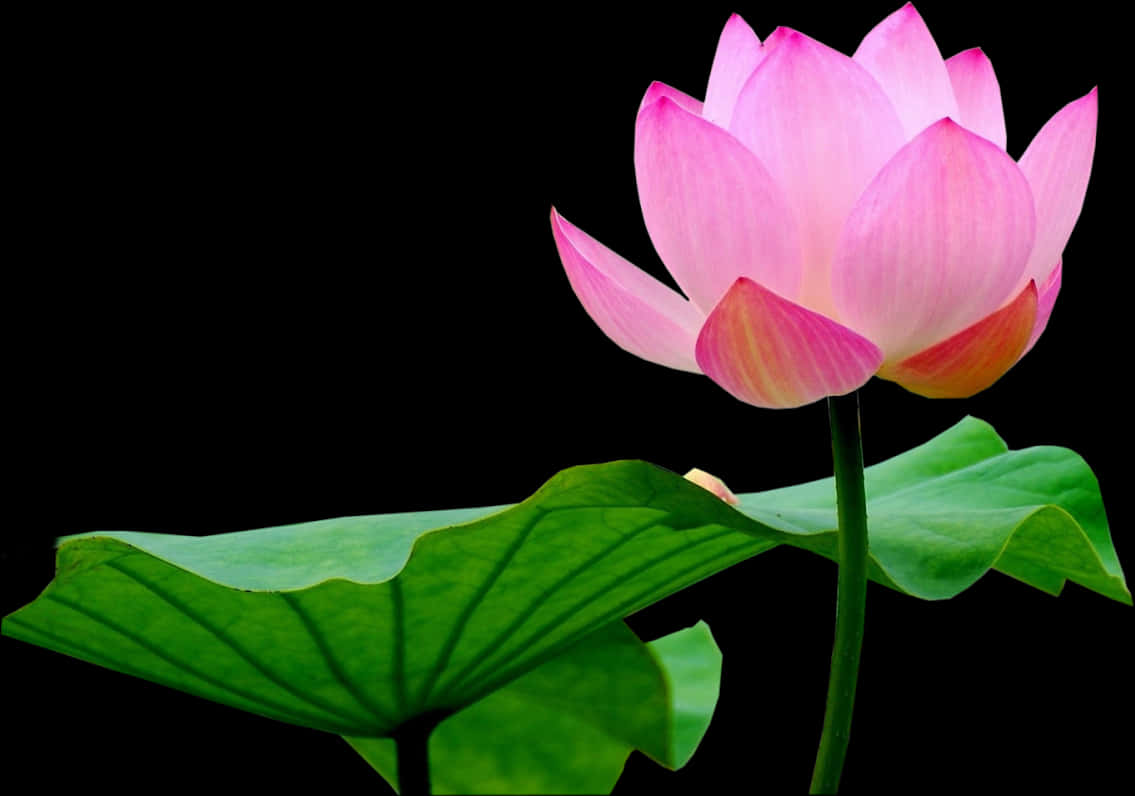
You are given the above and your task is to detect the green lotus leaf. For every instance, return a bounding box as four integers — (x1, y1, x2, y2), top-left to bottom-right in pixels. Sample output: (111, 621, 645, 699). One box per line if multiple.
(738, 416, 1130, 603)
(346, 620, 720, 794)
(2, 451, 767, 792)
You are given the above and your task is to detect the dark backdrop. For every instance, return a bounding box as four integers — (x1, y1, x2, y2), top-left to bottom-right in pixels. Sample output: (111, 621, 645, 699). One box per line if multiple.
(4, 1, 1129, 793)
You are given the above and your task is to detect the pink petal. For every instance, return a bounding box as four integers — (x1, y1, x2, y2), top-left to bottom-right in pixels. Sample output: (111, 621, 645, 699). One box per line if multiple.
(881, 281, 1038, 399)
(635, 96, 802, 314)
(944, 48, 1007, 149)
(1021, 260, 1062, 357)
(703, 14, 764, 127)
(550, 208, 704, 373)
(1018, 88, 1098, 286)
(832, 119, 1036, 363)
(694, 277, 883, 409)
(639, 80, 704, 117)
(853, 3, 959, 140)
(728, 29, 906, 316)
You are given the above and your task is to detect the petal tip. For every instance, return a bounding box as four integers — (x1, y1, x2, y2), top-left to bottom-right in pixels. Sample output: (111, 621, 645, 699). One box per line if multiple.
(953, 46, 985, 60)
(768, 26, 805, 47)
(549, 205, 567, 230)
(922, 116, 974, 142)
(638, 81, 667, 110)
(875, 2, 928, 31)
(924, 115, 1002, 147)
(638, 81, 705, 118)
(1069, 85, 1099, 111)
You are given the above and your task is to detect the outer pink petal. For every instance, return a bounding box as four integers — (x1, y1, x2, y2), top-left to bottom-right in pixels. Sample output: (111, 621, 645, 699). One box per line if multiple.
(639, 80, 703, 117)
(832, 119, 1036, 363)
(881, 281, 1038, 399)
(703, 14, 764, 127)
(1018, 88, 1098, 285)
(1021, 260, 1062, 357)
(695, 277, 883, 409)
(853, 3, 959, 140)
(945, 48, 1007, 149)
(728, 29, 906, 316)
(635, 96, 802, 313)
(550, 208, 704, 373)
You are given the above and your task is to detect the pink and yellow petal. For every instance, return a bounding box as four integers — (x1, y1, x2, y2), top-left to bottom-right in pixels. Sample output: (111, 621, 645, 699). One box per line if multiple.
(944, 48, 1007, 149)
(880, 281, 1038, 399)
(551, 208, 704, 373)
(703, 14, 764, 127)
(832, 119, 1035, 363)
(695, 278, 883, 409)
(1018, 88, 1098, 285)
(728, 29, 906, 316)
(635, 96, 802, 313)
(853, 3, 959, 139)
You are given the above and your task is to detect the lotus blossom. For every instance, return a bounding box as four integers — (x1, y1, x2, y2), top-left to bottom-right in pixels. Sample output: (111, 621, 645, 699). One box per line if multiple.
(550, 3, 1096, 407)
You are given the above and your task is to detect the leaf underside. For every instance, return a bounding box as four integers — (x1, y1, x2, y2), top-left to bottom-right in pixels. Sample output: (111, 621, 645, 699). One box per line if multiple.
(346, 620, 721, 795)
(2, 415, 1127, 793)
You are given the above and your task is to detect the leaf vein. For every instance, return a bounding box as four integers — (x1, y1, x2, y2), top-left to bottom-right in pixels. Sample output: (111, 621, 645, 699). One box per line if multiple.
(456, 529, 766, 701)
(413, 510, 546, 711)
(41, 592, 364, 734)
(278, 592, 396, 731)
(104, 559, 374, 729)
(433, 515, 662, 704)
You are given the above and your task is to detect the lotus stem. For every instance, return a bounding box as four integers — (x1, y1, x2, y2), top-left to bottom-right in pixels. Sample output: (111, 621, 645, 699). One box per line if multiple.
(809, 391, 869, 794)
(393, 711, 444, 796)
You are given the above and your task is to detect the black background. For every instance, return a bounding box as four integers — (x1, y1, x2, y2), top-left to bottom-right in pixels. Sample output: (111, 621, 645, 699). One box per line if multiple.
(3, 1, 1130, 793)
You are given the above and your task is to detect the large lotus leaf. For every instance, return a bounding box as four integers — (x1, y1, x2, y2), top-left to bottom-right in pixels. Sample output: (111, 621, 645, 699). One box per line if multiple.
(346, 620, 720, 794)
(2, 460, 771, 744)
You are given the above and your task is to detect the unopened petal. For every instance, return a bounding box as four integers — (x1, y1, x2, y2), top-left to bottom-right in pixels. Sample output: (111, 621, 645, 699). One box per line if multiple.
(684, 468, 740, 505)
(832, 119, 1035, 363)
(728, 29, 906, 316)
(635, 96, 802, 313)
(853, 3, 959, 140)
(1018, 88, 1098, 286)
(551, 208, 704, 372)
(703, 14, 764, 127)
(881, 281, 1037, 398)
(639, 80, 704, 117)
(945, 47, 1007, 149)
(695, 278, 883, 409)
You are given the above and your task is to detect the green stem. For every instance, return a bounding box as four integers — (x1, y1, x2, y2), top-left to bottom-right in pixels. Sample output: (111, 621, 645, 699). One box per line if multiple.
(809, 391, 869, 794)
(393, 712, 444, 796)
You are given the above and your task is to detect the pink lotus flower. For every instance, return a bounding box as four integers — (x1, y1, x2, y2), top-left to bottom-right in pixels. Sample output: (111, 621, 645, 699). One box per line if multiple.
(550, 3, 1096, 407)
